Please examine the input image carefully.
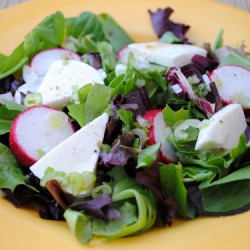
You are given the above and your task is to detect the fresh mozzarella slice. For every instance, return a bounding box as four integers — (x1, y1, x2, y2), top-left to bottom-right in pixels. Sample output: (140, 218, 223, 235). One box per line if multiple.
(128, 42, 207, 67)
(30, 113, 108, 185)
(37, 60, 104, 108)
(195, 104, 247, 150)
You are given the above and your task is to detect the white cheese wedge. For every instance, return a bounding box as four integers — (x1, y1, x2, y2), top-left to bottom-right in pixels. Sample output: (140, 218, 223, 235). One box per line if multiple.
(195, 104, 247, 150)
(37, 60, 104, 108)
(128, 42, 207, 67)
(30, 113, 109, 193)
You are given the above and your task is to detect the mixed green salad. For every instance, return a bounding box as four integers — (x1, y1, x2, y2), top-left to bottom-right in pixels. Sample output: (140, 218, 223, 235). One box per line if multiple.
(0, 6, 250, 245)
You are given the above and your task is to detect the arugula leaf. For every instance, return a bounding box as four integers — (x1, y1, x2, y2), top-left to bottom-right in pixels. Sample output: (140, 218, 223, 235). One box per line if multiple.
(97, 41, 117, 72)
(0, 143, 25, 191)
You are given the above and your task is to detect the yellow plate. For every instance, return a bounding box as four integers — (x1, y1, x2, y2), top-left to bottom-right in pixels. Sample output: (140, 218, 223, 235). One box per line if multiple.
(0, 0, 250, 249)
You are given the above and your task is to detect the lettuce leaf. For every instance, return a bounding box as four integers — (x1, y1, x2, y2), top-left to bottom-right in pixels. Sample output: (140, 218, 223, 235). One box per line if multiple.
(219, 51, 250, 69)
(0, 100, 26, 135)
(137, 142, 161, 168)
(0, 143, 25, 191)
(64, 209, 92, 244)
(163, 104, 191, 128)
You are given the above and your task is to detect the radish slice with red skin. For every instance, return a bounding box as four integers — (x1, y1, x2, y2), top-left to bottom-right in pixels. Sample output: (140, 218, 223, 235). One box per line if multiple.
(9, 105, 75, 167)
(209, 65, 250, 109)
(143, 109, 177, 163)
(30, 48, 82, 76)
(117, 46, 131, 63)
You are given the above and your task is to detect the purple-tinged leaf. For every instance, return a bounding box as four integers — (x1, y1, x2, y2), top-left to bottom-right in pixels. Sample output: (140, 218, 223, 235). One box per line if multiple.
(192, 54, 218, 73)
(149, 7, 190, 43)
(2, 176, 66, 221)
(70, 194, 121, 220)
(87, 52, 102, 69)
(245, 127, 250, 142)
(0, 75, 15, 94)
(181, 63, 203, 82)
(204, 81, 223, 112)
(124, 87, 152, 117)
(136, 155, 178, 225)
(100, 133, 137, 167)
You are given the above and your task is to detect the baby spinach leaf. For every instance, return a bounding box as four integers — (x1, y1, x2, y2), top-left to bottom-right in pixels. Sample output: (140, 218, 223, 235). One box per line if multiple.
(0, 12, 65, 79)
(100, 13, 133, 53)
(200, 165, 250, 213)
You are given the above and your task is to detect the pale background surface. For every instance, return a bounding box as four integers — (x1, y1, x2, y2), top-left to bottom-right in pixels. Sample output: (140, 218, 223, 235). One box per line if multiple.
(0, 0, 250, 11)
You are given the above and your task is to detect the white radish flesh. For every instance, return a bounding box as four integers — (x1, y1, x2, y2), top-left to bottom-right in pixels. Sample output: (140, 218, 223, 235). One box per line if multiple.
(153, 112, 178, 163)
(30, 48, 82, 76)
(117, 46, 131, 63)
(209, 65, 250, 109)
(143, 110, 177, 163)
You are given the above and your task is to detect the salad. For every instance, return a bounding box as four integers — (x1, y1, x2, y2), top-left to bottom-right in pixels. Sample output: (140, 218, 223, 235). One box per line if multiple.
(0, 5, 250, 245)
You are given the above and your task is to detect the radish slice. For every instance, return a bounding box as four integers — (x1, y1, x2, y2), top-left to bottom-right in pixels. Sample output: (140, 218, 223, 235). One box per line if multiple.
(143, 109, 177, 163)
(30, 48, 82, 76)
(9, 105, 75, 167)
(117, 46, 131, 63)
(209, 65, 250, 109)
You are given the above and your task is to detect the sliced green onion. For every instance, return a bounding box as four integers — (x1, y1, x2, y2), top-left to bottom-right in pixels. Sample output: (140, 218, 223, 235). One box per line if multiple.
(45, 111, 68, 129)
(40, 167, 96, 195)
(24, 93, 42, 107)
(92, 183, 112, 198)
